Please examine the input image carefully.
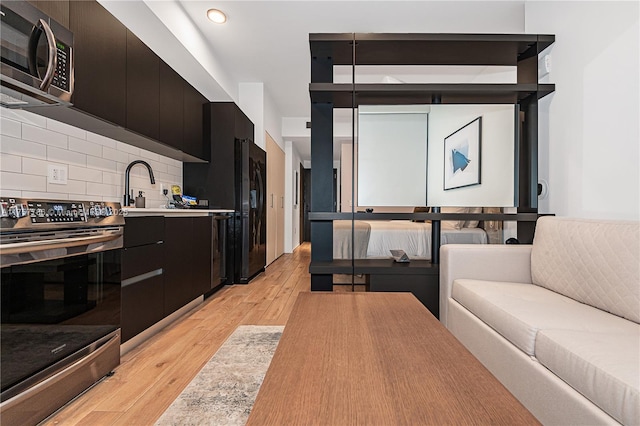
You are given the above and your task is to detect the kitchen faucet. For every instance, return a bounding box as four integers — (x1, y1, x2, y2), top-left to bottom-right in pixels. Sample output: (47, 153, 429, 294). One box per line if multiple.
(124, 160, 155, 206)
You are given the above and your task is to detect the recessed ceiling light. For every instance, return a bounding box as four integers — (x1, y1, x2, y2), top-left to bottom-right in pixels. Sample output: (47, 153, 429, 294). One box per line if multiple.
(207, 8, 227, 24)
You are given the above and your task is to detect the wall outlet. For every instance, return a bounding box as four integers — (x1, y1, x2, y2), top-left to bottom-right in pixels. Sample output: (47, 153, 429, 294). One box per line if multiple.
(48, 164, 68, 185)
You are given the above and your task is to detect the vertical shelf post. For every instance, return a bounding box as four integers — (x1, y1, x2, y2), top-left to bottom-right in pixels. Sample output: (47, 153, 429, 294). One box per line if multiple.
(310, 43, 335, 291)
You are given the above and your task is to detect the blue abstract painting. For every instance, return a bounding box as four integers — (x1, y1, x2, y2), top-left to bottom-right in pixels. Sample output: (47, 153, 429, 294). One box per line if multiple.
(444, 117, 481, 190)
(451, 147, 471, 173)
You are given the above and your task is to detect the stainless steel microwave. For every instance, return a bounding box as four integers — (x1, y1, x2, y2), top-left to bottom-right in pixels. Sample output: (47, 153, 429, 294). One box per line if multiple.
(0, 1, 74, 108)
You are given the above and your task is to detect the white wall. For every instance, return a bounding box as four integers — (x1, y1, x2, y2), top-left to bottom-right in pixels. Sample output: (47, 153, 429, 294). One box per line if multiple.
(526, 1, 639, 220)
(0, 109, 182, 205)
(427, 105, 517, 207)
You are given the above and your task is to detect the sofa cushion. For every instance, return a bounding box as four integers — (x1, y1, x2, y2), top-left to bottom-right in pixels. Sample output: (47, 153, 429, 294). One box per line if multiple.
(531, 216, 640, 323)
(452, 279, 635, 356)
(536, 329, 640, 425)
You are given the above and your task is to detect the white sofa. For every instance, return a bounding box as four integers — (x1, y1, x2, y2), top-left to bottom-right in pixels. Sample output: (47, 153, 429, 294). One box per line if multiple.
(440, 216, 639, 425)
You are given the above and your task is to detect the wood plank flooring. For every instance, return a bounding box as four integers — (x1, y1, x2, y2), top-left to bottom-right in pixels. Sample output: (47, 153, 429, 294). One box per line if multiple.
(44, 243, 323, 425)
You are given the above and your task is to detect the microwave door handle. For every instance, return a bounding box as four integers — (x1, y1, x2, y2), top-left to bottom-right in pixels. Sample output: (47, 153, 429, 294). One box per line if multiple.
(36, 19, 57, 91)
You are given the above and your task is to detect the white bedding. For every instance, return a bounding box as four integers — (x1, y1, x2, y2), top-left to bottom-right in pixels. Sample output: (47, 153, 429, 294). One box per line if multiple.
(336, 220, 488, 260)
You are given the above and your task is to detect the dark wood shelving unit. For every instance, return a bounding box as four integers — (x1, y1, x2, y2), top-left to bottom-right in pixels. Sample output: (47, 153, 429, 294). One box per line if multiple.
(310, 83, 555, 107)
(309, 33, 555, 312)
(309, 212, 541, 222)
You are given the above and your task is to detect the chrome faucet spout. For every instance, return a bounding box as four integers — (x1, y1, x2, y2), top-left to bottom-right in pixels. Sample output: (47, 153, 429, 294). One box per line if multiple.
(124, 160, 155, 206)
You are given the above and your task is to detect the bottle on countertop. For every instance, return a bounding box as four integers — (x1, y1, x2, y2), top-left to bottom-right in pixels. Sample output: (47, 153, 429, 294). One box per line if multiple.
(135, 191, 146, 208)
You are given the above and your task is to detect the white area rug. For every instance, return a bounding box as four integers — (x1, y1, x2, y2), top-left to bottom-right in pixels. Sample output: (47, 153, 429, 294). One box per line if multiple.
(155, 325, 284, 426)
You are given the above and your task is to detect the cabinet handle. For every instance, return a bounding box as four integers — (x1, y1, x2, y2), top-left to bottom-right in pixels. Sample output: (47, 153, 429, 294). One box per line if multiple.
(270, 194, 274, 208)
(281, 196, 284, 208)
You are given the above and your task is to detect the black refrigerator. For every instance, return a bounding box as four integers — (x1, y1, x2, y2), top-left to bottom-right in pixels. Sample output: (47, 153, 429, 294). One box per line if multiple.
(183, 102, 266, 284)
(232, 138, 266, 282)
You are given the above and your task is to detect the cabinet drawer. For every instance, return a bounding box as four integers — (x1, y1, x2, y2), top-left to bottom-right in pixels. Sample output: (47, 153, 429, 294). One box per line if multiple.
(121, 273, 164, 343)
(122, 243, 163, 280)
(124, 217, 164, 248)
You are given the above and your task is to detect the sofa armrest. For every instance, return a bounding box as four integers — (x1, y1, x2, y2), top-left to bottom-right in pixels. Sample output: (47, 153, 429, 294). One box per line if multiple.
(439, 244, 534, 327)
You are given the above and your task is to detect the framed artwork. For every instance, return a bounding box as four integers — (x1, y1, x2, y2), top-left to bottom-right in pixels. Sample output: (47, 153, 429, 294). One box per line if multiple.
(444, 117, 481, 190)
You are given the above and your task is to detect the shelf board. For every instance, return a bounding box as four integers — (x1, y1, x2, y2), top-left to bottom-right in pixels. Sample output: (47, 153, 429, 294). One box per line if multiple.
(309, 83, 554, 107)
(308, 212, 542, 222)
(310, 259, 439, 275)
(309, 33, 555, 66)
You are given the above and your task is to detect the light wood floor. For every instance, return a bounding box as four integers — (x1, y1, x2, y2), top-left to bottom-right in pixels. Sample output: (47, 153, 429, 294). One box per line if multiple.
(45, 243, 363, 426)
(45, 242, 356, 425)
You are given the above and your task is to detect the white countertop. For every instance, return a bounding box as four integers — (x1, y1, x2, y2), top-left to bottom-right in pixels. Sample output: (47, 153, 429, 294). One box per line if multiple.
(122, 208, 233, 217)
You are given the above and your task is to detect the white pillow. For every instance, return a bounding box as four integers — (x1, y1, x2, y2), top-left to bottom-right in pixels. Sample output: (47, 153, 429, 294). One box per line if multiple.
(464, 207, 483, 228)
(441, 207, 467, 230)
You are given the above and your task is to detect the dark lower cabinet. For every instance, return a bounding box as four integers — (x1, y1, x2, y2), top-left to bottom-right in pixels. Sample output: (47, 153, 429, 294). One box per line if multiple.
(122, 215, 214, 342)
(163, 216, 212, 316)
(121, 217, 164, 343)
(121, 244, 164, 343)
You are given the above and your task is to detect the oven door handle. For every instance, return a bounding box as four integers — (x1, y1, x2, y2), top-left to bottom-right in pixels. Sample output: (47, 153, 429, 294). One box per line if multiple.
(0, 232, 122, 255)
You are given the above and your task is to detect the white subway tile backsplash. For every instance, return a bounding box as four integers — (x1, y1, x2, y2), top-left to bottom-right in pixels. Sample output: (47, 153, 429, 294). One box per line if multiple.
(48, 146, 86, 166)
(23, 124, 68, 148)
(1, 154, 21, 173)
(102, 171, 121, 186)
(146, 159, 168, 174)
(69, 137, 102, 157)
(86, 131, 117, 148)
(2, 109, 47, 128)
(69, 165, 102, 183)
(117, 141, 140, 156)
(87, 156, 116, 172)
(1, 117, 22, 138)
(47, 180, 86, 195)
(1, 171, 46, 192)
(22, 157, 52, 176)
(167, 164, 181, 177)
(22, 191, 69, 200)
(1, 135, 47, 159)
(140, 149, 160, 162)
(87, 182, 117, 197)
(0, 112, 183, 202)
(102, 146, 130, 163)
(1, 189, 23, 197)
(47, 120, 87, 139)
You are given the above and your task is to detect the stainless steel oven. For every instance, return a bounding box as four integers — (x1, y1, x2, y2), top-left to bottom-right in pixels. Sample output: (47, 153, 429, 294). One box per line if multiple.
(0, 0, 74, 108)
(0, 197, 123, 426)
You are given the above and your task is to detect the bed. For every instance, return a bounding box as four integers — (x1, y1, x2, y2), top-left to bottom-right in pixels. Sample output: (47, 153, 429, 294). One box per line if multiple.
(333, 220, 488, 260)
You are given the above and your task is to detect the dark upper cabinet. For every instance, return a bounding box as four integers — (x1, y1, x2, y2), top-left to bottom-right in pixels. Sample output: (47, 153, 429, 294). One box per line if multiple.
(182, 82, 207, 161)
(184, 102, 254, 208)
(69, 0, 127, 127)
(126, 29, 159, 140)
(27, 0, 69, 27)
(159, 61, 184, 151)
(30, 0, 208, 161)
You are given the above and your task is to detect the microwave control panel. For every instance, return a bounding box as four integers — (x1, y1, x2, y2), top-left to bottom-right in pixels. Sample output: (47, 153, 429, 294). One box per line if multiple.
(51, 40, 71, 93)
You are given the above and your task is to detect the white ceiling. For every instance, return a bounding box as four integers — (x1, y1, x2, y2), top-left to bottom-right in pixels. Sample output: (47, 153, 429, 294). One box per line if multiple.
(101, 1, 527, 161)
